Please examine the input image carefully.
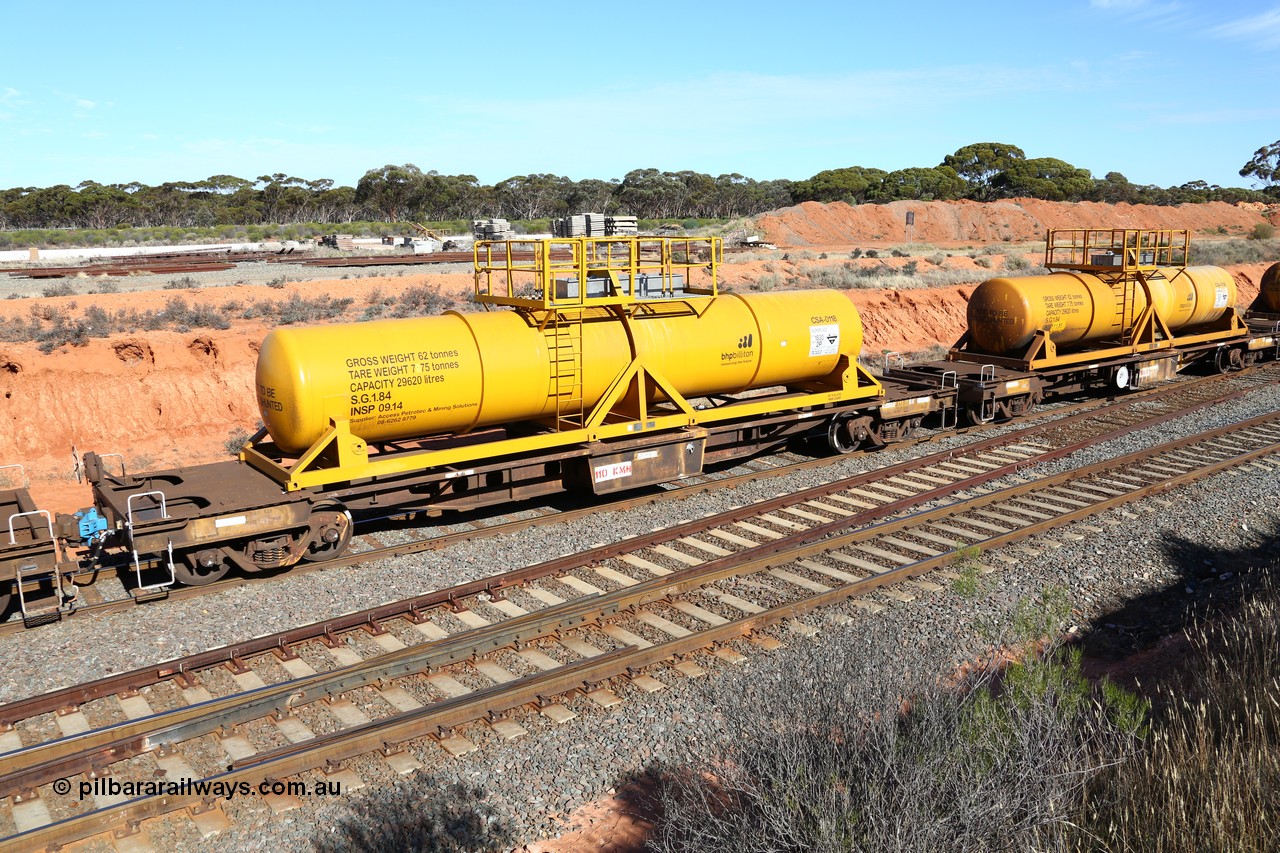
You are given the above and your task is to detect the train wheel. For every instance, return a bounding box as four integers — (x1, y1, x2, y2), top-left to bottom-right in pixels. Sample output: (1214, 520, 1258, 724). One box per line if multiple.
(302, 505, 353, 563)
(174, 549, 233, 586)
(1215, 347, 1245, 374)
(826, 416, 860, 454)
(962, 403, 992, 426)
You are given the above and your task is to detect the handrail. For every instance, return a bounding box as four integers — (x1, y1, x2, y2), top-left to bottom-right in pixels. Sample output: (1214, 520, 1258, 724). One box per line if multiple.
(473, 236, 721, 310)
(1044, 228, 1190, 271)
(97, 453, 127, 477)
(125, 490, 169, 532)
(7, 510, 53, 546)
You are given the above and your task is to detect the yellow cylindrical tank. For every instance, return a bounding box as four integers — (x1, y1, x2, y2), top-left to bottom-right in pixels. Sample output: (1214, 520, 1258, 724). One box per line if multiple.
(256, 290, 864, 454)
(966, 266, 1236, 355)
(1261, 262, 1280, 312)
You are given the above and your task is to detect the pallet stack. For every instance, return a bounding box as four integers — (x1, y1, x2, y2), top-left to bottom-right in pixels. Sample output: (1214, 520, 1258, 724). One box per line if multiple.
(473, 219, 516, 240)
(605, 215, 638, 236)
(552, 213, 640, 238)
(553, 214, 590, 237)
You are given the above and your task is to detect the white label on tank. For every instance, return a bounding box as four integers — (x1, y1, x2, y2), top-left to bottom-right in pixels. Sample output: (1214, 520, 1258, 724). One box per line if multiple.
(214, 515, 247, 529)
(636, 450, 660, 460)
(809, 323, 840, 357)
(594, 461, 633, 483)
(1214, 286, 1229, 309)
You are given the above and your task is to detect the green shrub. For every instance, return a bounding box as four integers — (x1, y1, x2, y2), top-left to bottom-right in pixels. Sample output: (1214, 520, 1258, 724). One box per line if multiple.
(40, 281, 77, 298)
(1193, 238, 1277, 265)
(1249, 222, 1276, 240)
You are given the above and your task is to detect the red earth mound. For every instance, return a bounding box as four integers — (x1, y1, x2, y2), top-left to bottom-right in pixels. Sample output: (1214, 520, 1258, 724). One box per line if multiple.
(755, 199, 1279, 248)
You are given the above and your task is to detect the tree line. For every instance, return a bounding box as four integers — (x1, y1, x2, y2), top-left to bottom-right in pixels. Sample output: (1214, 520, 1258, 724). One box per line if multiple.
(2, 142, 1276, 231)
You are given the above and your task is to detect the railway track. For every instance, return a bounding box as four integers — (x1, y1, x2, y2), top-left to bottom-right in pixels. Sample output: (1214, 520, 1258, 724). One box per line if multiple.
(0, 395, 1278, 848)
(10, 364, 1275, 635)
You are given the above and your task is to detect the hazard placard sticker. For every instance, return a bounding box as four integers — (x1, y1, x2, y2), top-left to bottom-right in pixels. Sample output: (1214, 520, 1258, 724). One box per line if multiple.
(1214, 286, 1229, 309)
(809, 323, 840, 357)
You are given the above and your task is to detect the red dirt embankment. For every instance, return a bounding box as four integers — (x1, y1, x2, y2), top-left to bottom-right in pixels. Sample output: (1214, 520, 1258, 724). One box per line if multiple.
(755, 199, 1279, 248)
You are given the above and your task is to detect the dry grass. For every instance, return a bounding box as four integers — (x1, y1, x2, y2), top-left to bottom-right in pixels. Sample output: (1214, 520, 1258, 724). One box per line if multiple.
(1068, 586, 1280, 852)
(648, 591, 1145, 852)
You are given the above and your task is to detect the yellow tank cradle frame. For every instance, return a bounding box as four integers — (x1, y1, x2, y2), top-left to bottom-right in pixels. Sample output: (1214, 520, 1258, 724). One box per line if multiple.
(242, 236, 882, 491)
(950, 228, 1244, 371)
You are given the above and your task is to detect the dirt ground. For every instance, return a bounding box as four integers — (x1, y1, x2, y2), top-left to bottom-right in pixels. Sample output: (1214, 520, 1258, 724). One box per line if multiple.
(754, 198, 1280, 248)
(1, 198, 1275, 520)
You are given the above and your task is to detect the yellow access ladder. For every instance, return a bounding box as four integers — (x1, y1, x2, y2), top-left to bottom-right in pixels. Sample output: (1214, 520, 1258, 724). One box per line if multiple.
(547, 309, 585, 429)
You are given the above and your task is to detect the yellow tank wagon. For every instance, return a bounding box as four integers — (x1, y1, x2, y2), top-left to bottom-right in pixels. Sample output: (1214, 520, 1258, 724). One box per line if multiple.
(951, 229, 1245, 372)
(245, 237, 884, 491)
(967, 265, 1236, 355)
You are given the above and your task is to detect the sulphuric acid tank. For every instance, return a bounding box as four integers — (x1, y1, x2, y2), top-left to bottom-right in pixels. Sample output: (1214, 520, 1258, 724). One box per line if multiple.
(966, 266, 1237, 355)
(1261, 262, 1280, 312)
(256, 289, 863, 454)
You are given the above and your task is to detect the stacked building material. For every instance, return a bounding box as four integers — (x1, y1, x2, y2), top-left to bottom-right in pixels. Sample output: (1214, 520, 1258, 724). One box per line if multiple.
(605, 215, 638, 235)
(552, 213, 639, 238)
(552, 214, 588, 237)
(472, 219, 516, 240)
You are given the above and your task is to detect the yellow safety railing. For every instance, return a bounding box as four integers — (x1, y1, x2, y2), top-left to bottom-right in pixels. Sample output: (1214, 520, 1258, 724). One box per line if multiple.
(473, 236, 721, 311)
(1044, 229, 1190, 272)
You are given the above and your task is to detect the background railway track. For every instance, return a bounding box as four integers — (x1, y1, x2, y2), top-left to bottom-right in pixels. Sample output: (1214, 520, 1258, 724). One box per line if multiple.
(1, 396, 1278, 849)
(13, 365, 1275, 634)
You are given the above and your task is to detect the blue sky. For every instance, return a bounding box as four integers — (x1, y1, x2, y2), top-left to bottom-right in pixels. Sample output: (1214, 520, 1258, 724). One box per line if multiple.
(2, 0, 1278, 191)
